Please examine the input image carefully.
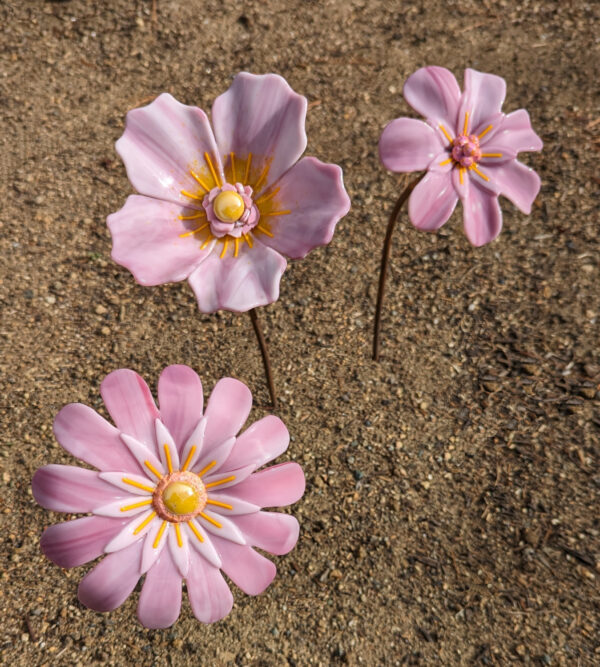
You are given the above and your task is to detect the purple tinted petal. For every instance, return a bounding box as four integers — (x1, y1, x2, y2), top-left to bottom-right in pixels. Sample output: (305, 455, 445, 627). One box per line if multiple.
(157, 365, 204, 456)
(408, 171, 458, 231)
(210, 534, 276, 595)
(187, 238, 286, 313)
(212, 72, 307, 190)
(202, 378, 253, 454)
(456, 172, 503, 246)
(480, 159, 541, 214)
(403, 66, 461, 133)
(137, 548, 182, 629)
(223, 415, 289, 471)
(225, 462, 305, 508)
(379, 118, 444, 172)
(53, 403, 141, 473)
(257, 157, 350, 259)
(40, 516, 128, 568)
(234, 512, 300, 555)
(458, 69, 506, 136)
(32, 465, 126, 513)
(78, 540, 143, 612)
(481, 109, 543, 154)
(116, 93, 224, 205)
(186, 548, 233, 623)
(107, 195, 213, 286)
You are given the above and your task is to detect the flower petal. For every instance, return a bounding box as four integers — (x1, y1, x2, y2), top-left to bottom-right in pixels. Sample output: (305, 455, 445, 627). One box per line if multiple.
(32, 465, 126, 513)
(104, 510, 156, 553)
(379, 118, 444, 172)
(141, 520, 169, 573)
(179, 417, 207, 473)
(224, 462, 305, 508)
(234, 512, 300, 555)
(481, 109, 543, 154)
(408, 171, 458, 231)
(197, 509, 246, 545)
(223, 415, 289, 471)
(256, 157, 350, 259)
(156, 419, 180, 473)
(100, 369, 160, 454)
(119, 434, 165, 481)
(186, 548, 233, 623)
(458, 69, 506, 136)
(116, 92, 224, 205)
(202, 378, 253, 454)
(78, 540, 143, 612)
(185, 521, 222, 568)
(482, 159, 541, 214)
(107, 195, 214, 286)
(157, 365, 204, 456)
(210, 535, 276, 596)
(455, 171, 503, 246)
(187, 238, 287, 313)
(53, 403, 141, 473)
(93, 497, 154, 518)
(99, 472, 156, 496)
(403, 66, 461, 134)
(40, 516, 128, 568)
(203, 463, 256, 492)
(212, 72, 307, 190)
(168, 522, 190, 577)
(204, 494, 260, 516)
(137, 548, 182, 629)
(192, 436, 236, 477)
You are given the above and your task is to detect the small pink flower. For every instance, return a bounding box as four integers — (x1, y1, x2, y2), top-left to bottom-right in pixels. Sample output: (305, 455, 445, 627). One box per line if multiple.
(108, 72, 350, 312)
(379, 67, 543, 246)
(32, 366, 305, 628)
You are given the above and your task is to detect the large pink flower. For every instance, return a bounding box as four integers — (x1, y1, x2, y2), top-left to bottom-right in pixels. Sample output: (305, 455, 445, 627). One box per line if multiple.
(32, 366, 305, 628)
(379, 67, 543, 246)
(108, 72, 350, 312)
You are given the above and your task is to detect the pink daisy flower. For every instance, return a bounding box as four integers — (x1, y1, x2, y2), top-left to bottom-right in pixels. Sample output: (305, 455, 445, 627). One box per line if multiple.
(379, 67, 543, 246)
(32, 366, 305, 628)
(107, 72, 350, 312)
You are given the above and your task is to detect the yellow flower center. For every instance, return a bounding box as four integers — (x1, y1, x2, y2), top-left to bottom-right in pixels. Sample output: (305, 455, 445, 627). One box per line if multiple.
(162, 481, 200, 515)
(213, 190, 245, 223)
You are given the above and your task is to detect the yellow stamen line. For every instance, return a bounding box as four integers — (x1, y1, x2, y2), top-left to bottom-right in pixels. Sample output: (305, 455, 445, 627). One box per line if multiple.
(470, 165, 490, 182)
(200, 511, 222, 528)
(153, 520, 167, 549)
(255, 187, 280, 205)
(144, 460, 163, 480)
(181, 445, 196, 472)
(179, 223, 209, 238)
(244, 153, 252, 184)
(463, 111, 469, 135)
(197, 460, 217, 478)
(188, 520, 204, 543)
(190, 170, 210, 192)
(206, 499, 233, 510)
(181, 189, 203, 201)
(439, 158, 453, 167)
(174, 523, 183, 548)
(204, 151, 221, 187)
(230, 152, 237, 182)
(205, 475, 235, 489)
(133, 511, 157, 535)
(220, 238, 229, 259)
(439, 124, 453, 144)
(200, 234, 214, 250)
(234, 237, 240, 258)
(122, 477, 155, 493)
(120, 499, 153, 512)
(459, 166, 465, 185)
(478, 124, 493, 140)
(263, 210, 291, 217)
(243, 233, 253, 248)
(164, 443, 173, 474)
(256, 224, 274, 238)
(178, 211, 206, 220)
(481, 153, 503, 158)
(253, 164, 269, 192)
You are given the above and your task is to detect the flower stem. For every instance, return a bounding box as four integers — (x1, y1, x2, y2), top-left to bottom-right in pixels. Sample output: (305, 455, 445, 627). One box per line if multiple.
(249, 308, 278, 409)
(373, 173, 425, 362)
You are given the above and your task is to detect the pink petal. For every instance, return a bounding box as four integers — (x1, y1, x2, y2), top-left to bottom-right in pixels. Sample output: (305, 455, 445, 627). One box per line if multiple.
(203, 494, 260, 516)
(476, 159, 541, 214)
(481, 109, 543, 154)
(234, 512, 299, 555)
(203, 463, 256, 491)
(191, 436, 235, 477)
(212, 72, 307, 191)
(40, 516, 128, 568)
(107, 195, 213, 286)
(120, 434, 165, 480)
(198, 510, 246, 544)
(185, 521, 222, 568)
(156, 419, 180, 472)
(32, 465, 126, 513)
(104, 510, 155, 553)
(202, 378, 253, 454)
(140, 520, 169, 573)
(157, 365, 204, 455)
(458, 69, 506, 136)
(210, 534, 276, 596)
(137, 548, 182, 629)
(403, 66, 461, 133)
(116, 92, 224, 205)
(379, 118, 444, 172)
(168, 522, 190, 577)
(179, 417, 207, 473)
(100, 369, 160, 453)
(257, 157, 350, 259)
(225, 462, 305, 508)
(187, 238, 286, 313)
(78, 540, 143, 612)
(186, 548, 233, 623)
(408, 171, 458, 231)
(53, 403, 141, 473)
(224, 415, 289, 471)
(455, 171, 503, 246)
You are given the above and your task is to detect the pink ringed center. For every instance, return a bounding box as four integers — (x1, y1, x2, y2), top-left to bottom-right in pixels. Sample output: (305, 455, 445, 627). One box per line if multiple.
(153, 470, 207, 523)
(451, 134, 481, 167)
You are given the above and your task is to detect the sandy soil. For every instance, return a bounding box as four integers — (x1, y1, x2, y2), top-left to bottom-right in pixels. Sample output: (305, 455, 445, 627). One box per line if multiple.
(1, 0, 599, 665)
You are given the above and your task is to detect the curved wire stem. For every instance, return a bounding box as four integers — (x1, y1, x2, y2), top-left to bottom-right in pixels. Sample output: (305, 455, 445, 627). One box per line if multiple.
(373, 173, 425, 361)
(249, 308, 278, 409)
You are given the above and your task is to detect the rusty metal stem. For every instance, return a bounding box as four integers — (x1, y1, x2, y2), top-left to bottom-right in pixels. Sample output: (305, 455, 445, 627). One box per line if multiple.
(249, 308, 278, 409)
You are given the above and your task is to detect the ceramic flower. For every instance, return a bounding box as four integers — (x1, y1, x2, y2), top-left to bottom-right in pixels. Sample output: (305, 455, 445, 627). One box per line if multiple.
(379, 67, 543, 246)
(32, 366, 305, 628)
(108, 72, 350, 312)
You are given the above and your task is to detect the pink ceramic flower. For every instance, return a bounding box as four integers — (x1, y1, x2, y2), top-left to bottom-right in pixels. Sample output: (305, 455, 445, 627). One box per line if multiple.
(379, 67, 543, 246)
(108, 72, 350, 312)
(32, 366, 305, 628)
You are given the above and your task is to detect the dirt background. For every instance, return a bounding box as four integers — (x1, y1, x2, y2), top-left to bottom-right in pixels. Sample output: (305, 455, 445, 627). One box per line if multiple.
(1, 0, 599, 665)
